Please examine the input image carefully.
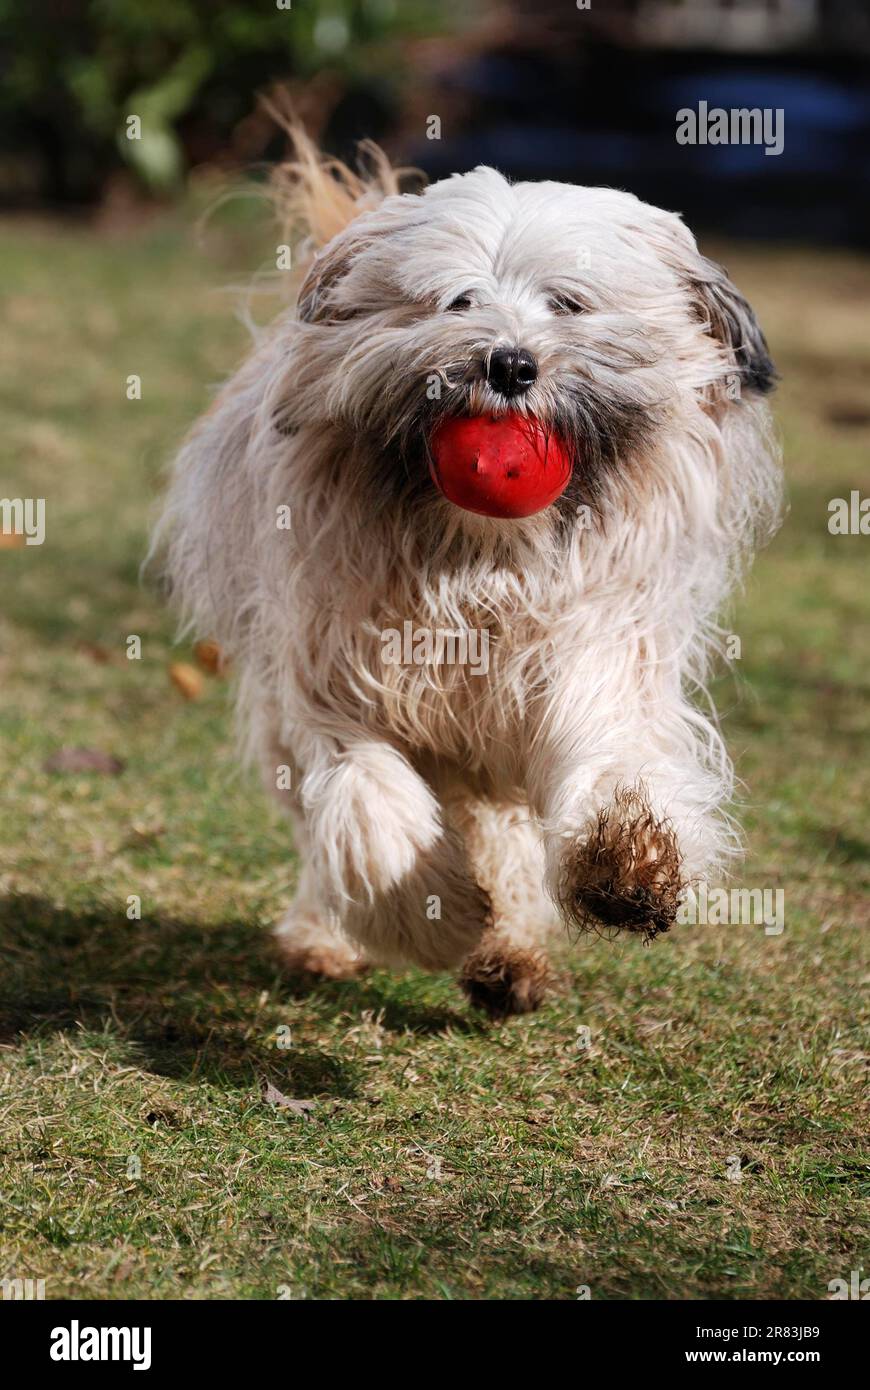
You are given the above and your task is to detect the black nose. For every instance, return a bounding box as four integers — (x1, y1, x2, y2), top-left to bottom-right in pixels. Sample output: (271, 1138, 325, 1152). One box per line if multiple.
(486, 347, 537, 398)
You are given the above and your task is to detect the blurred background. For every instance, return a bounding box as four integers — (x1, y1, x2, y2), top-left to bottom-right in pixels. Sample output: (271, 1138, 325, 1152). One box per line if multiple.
(1, 1, 869, 1302)
(3, 0, 870, 243)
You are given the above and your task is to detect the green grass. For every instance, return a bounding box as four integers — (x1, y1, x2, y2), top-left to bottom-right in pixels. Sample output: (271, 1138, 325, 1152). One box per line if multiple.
(0, 214, 868, 1300)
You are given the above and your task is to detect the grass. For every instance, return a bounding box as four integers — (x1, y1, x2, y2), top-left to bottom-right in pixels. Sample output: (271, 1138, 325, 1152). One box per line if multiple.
(0, 209, 868, 1300)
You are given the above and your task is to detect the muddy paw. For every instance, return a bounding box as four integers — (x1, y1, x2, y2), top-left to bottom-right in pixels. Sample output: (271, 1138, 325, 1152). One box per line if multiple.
(559, 787, 684, 942)
(460, 943, 551, 1020)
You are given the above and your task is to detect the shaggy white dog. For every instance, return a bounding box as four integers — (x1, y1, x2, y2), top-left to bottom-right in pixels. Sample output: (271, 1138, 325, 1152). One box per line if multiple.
(156, 133, 781, 1017)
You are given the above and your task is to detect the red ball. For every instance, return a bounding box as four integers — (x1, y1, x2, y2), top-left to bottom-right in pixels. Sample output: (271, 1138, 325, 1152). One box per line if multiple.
(429, 413, 573, 519)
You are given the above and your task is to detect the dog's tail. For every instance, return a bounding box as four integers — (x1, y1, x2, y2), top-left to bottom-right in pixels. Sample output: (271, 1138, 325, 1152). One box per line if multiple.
(265, 108, 421, 268)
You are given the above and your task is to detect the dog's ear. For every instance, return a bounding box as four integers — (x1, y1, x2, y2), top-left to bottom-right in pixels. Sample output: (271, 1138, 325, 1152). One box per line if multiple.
(689, 256, 777, 397)
(295, 191, 426, 324)
(272, 126, 424, 325)
(296, 223, 366, 324)
(642, 207, 776, 397)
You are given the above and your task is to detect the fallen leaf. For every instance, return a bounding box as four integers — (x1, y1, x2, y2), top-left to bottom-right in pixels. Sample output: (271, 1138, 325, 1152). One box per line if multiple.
(371, 1174, 404, 1192)
(44, 747, 125, 776)
(169, 662, 204, 700)
(263, 1082, 316, 1119)
(194, 638, 228, 675)
(76, 641, 112, 664)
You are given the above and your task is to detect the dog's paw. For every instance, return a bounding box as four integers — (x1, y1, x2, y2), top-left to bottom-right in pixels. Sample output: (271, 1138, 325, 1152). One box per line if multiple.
(460, 942, 551, 1020)
(557, 787, 684, 942)
(278, 942, 369, 980)
(274, 916, 369, 980)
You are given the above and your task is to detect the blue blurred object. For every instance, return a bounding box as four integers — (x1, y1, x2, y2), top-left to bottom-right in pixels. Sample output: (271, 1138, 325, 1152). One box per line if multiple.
(406, 33, 870, 246)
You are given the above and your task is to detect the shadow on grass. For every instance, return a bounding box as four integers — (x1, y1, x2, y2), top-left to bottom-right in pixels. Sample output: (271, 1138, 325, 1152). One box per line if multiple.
(0, 894, 477, 1092)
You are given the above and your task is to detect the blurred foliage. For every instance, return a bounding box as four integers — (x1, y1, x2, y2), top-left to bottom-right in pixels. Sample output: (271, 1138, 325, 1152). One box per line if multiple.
(0, 0, 462, 201)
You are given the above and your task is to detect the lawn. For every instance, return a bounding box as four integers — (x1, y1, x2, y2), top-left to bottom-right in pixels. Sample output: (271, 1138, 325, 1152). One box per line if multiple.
(0, 209, 868, 1300)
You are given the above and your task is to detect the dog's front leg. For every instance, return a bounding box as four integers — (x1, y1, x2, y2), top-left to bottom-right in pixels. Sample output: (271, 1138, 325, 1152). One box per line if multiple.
(529, 735, 725, 943)
(299, 739, 492, 971)
(549, 780, 688, 941)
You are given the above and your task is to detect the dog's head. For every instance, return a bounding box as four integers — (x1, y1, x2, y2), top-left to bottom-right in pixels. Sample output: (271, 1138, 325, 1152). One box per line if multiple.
(280, 161, 775, 523)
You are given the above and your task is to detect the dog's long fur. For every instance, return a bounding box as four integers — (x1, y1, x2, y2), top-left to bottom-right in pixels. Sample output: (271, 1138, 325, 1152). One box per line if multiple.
(155, 131, 782, 1014)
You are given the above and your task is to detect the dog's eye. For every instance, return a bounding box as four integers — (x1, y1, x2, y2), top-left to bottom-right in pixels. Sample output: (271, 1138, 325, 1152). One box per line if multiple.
(549, 293, 586, 316)
(446, 294, 473, 312)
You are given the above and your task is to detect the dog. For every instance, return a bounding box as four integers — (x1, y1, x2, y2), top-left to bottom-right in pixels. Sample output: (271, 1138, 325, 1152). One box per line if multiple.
(155, 131, 782, 1018)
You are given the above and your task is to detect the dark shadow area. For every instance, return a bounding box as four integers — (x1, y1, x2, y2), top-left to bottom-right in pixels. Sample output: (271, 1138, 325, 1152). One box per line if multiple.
(311, 1221, 591, 1301)
(801, 826, 870, 867)
(0, 894, 478, 1093)
(309, 975, 484, 1040)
